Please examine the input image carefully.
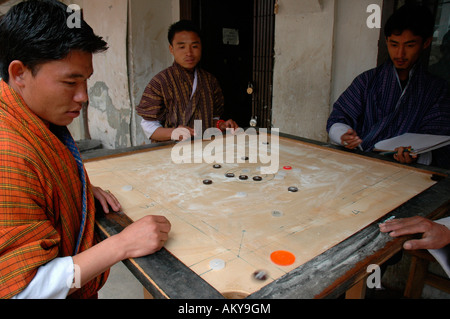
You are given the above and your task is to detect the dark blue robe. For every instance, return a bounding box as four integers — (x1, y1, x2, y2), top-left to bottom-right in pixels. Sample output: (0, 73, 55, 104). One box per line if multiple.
(327, 60, 450, 168)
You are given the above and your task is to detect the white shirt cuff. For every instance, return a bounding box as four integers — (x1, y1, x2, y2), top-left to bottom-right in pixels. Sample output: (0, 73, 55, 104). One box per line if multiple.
(329, 123, 352, 146)
(141, 119, 162, 140)
(428, 217, 450, 278)
(11, 257, 74, 299)
(417, 151, 432, 166)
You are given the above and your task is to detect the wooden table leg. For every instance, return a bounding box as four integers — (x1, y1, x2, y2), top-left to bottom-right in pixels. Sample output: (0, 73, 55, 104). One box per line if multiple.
(345, 278, 367, 299)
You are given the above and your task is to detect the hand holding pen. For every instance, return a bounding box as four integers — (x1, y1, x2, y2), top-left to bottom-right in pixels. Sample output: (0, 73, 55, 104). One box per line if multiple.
(381, 146, 417, 164)
(341, 129, 363, 151)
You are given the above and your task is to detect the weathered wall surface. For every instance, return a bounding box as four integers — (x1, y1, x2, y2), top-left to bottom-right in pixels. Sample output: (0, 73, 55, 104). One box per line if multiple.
(71, 0, 131, 149)
(272, 0, 382, 142)
(3, 0, 381, 147)
(128, 0, 178, 146)
(65, 0, 177, 148)
(330, 0, 383, 111)
(272, 0, 335, 142)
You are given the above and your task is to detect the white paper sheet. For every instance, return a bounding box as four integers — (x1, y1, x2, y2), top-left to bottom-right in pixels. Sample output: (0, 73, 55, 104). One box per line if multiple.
(374, 133, 450, 154)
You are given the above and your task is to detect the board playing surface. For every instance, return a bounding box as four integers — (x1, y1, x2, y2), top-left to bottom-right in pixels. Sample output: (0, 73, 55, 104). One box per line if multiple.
(85, 134, 436, 297)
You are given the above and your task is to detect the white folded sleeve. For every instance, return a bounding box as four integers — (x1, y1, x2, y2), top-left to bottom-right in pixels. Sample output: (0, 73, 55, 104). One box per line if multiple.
(141, 119, 162, 140)
(11, 257, 74, 299)
(328, 123, 352, 146)
(428, 217, 450, 278)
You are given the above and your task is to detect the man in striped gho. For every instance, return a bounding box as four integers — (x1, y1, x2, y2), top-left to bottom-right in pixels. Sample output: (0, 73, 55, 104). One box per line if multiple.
(137, 20, 239, 143)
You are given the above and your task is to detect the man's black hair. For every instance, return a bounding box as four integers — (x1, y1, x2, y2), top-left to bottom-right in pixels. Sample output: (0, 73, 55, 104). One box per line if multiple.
(384, 4, 435, 40)
(168, 20, 202, 45)
(0, 0, 108, 82)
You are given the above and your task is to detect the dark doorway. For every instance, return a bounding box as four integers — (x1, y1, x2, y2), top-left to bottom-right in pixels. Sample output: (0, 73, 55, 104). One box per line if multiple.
(181, 0, 275, 129)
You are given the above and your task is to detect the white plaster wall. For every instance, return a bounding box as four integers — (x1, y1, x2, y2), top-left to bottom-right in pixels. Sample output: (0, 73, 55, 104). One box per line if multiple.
(65, 0, 178, 147)
(83, 0, 131, 149)
(128, 0, 179, 146)
(330, 0, 383, 110)
(272, 0, 381, 142)
(4, 0, 381, 148)
(272, 0, 335, 142)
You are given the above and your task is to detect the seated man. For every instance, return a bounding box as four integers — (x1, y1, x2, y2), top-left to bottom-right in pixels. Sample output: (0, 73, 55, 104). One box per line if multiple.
(137, 20, 238, 142)
(0, 0, 171, 299)
(327, 4, 450, 169)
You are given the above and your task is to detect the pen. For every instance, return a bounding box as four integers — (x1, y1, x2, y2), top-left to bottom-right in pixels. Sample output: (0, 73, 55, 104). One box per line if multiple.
(380, 148, 414, 156)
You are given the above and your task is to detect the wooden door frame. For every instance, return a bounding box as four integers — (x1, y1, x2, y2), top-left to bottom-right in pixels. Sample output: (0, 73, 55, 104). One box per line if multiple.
(179, 0, 276, 129)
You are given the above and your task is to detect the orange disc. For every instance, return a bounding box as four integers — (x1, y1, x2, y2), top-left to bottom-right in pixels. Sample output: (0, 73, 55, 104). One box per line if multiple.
(270, 250, 296, 266)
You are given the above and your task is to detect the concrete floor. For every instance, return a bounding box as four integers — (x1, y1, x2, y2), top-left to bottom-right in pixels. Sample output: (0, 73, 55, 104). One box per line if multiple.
(98, 262, 144, 299)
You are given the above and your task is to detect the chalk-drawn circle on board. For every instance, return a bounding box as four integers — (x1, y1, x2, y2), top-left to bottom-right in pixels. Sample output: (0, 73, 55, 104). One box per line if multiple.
(209, 259, 226, 271)
(122, 185, 133, 192)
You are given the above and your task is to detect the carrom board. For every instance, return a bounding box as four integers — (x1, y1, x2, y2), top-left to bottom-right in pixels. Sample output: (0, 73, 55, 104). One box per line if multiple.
(84, 134, 436, 298)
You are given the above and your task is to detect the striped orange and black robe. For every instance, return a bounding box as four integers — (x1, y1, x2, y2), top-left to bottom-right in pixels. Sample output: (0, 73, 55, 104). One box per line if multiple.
(0, 80, 108, 299)
(136, 62, 225, 132)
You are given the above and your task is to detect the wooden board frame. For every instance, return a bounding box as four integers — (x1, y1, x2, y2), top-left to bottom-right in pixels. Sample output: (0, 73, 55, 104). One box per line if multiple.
(84, 133, 450, 299)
